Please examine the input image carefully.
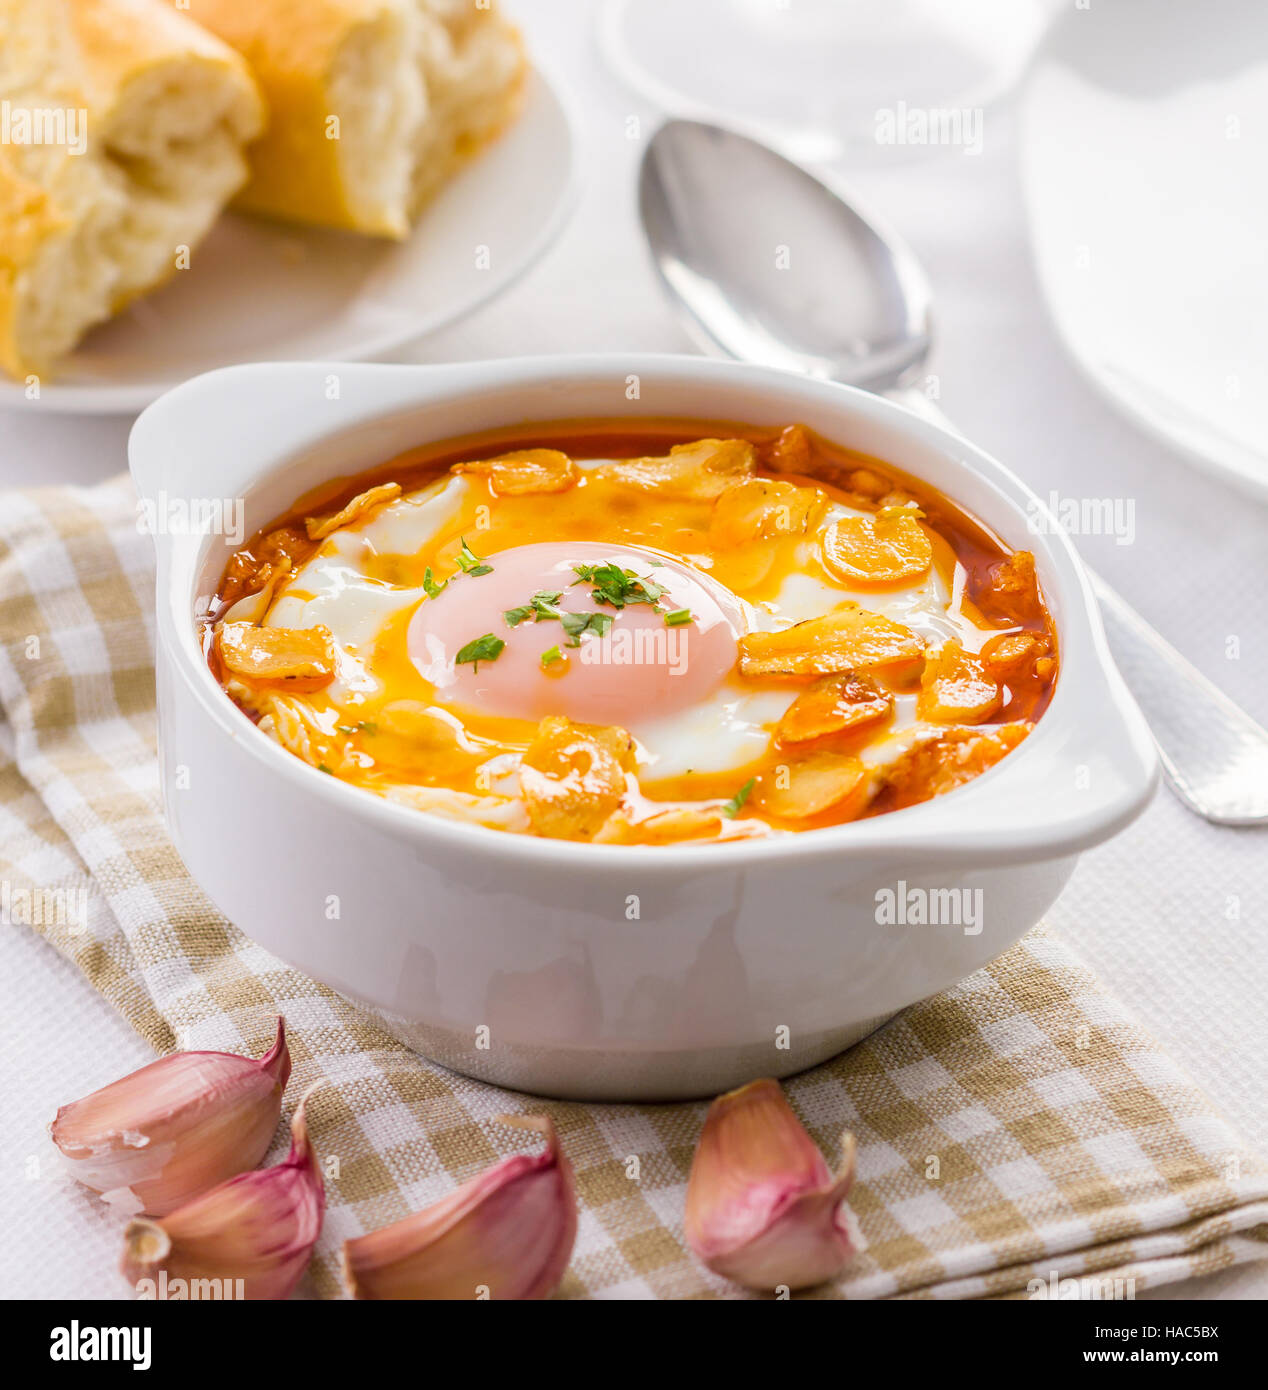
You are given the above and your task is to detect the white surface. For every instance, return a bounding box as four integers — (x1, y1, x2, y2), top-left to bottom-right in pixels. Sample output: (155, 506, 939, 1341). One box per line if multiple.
(0, 68, 577, 414)
(1022, 0, 1268, 501)
(1, 0, 1266, 1297)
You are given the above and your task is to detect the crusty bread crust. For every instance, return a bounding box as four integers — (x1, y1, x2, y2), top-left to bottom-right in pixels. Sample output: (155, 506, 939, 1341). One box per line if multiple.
(189, 0, 527, 237)
(71, 0, 267, 113)
(187, 0, 397, 233)
(0, 0, 263, 380)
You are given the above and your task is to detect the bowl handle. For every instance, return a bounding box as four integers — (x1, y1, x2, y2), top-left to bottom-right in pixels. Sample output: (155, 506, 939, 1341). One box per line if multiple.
(127, 361, 477, 514)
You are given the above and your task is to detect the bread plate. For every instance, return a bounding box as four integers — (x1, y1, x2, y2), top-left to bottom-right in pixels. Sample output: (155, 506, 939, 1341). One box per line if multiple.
(0, 68, 577, 417)
(130, 356, 1157, 1101)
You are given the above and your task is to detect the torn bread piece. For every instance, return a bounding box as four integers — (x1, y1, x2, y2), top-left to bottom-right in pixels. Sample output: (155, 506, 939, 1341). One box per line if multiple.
(0, 0, 264, 380)
(189, 0, 526, 237)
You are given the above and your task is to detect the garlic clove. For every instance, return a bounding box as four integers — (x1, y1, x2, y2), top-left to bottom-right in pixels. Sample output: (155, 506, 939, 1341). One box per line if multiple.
(685, 1078, 859, 1292)
(120, 1086, 325, 1301)
(342, 1114, 576, 1300)
(51, 1017, 290, 1216)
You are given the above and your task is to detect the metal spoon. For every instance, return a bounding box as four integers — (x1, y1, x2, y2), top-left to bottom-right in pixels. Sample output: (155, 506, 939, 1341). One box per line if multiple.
(640, 117, 1268, 826)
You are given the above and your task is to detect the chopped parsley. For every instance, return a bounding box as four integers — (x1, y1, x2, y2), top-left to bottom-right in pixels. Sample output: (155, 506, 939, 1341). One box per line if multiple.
(317, 763, 333, 775)
(721, 777, 755, 819)
(497, 557, 683, 654)
(456, 536, 493, 576)
(455, 633, 505, 671)
(423, 539, 488, 597)
(572, 561, 666, 609)
(531, 590, 564, 619)
(337, 720, 377, 735)
(504, 589, 564, 628)
(560, 610, 614, 646)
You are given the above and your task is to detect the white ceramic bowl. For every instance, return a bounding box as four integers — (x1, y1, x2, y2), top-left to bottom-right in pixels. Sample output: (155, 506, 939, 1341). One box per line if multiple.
(130, 357, 1158, 1101)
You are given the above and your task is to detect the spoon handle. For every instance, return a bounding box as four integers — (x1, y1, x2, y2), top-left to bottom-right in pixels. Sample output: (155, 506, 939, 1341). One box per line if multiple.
(1087, 575, 1268, 824)
(884, 387, 1268, 826)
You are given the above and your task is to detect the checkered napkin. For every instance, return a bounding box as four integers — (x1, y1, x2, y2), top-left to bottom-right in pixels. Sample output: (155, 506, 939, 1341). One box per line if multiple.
(2, 475, 1266, 1300)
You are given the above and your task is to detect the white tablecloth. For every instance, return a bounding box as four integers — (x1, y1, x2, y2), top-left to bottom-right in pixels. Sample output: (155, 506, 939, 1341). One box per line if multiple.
(2, 0, 1264, 1300)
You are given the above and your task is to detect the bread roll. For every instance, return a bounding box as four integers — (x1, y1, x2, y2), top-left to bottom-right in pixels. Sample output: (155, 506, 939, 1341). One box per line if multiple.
(185, 0, 526, 238)
(0, 0, 264, 380)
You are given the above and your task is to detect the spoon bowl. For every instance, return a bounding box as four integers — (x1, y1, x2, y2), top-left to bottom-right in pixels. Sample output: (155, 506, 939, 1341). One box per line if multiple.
(641, 120, 932, 389)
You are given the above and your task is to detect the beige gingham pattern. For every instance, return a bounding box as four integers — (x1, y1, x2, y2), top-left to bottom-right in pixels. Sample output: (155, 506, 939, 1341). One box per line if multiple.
(1, 475, 1265, 1299)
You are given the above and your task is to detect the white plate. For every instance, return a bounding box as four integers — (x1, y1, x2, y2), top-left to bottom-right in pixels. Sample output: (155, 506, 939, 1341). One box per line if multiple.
(1021, 0, 1268, 501)
(1, 68, 578, 416)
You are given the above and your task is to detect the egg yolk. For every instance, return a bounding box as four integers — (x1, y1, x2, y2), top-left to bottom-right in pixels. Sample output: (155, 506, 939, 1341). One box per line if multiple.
(407, 541, 745, 726)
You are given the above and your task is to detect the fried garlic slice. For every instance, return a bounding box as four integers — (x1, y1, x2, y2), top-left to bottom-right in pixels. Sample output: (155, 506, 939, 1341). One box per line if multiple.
(762, 423, 813, 475)
(756, 751, 869, 820)
(594, 807, 725, 845)
(738, 603, 924, 678)
(598, 439, 755, 501)
(917, 641, 1002, 724)
(709, 478, 826, 548)
(775, 672, 893, 745)
(218, 622, 336, 689)
(880, 723, 1030, 810)
(305, 483, 402, 540)
(822, 508, 932, 584)
(219, 526, 311, 608)
(981, 551, 1043, 623)
(980, 630, 1052, 687)
(844, 468, 890, 501)
(455, 449, 578, 496)
(220, 556, 293, 625)
(520, 716, 636, 841)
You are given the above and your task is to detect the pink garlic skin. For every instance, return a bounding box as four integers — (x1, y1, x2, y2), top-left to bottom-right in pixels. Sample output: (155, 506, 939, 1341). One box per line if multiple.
(685, 1078, 858, 1293)
(343, 1115, 577, 1300)
(120, 1093, 325, 1301)
(51, 1017, 290, 1215)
